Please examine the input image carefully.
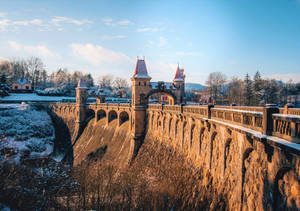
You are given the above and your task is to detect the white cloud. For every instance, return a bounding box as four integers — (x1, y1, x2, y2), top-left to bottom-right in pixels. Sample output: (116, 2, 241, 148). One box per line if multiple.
(146, 40, 154, 48)
(175, 51, 203, 57)
(0, 56, 8, 63)
(102, 18, 133, 26)
(0, 18, 43, 31)
(8, 41, 55, 57)
(12, 19, 42, 26)
(137, 27, 158, 32)
(100, 35, 126, 40)
(8, 41, 21, 51)
(147, 60, 178, 81)
(158, 36, 167, 47)
(70, 43, 131, 65)
(117, 19, 132, 26)
(0, 19, 9, 31)
(264, 73, 300, 83)
(102, 17, 114, 26)
(50, 16, 92, 26)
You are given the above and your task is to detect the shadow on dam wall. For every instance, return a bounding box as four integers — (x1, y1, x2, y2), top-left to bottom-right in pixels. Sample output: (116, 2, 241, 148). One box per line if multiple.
(47, 111, 74, 164)
(46, 103, 133, 168)
(72, 118, 133, 168)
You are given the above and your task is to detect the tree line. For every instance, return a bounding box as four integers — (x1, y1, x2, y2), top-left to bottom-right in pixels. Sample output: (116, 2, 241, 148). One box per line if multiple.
(0, 57, 94, 90)
(204, 71, 300, 106)
(0, 57, 129, 96)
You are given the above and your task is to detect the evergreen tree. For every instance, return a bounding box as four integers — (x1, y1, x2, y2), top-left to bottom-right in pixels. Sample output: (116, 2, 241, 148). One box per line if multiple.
(253, 71, 263, 105)
(243, 73, 253, 106)
(0, 73, 10, 97)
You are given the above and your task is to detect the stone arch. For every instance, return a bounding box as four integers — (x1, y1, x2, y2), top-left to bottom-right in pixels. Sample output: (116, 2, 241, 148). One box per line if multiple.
(199, 127, 205, 155)
(190, 123, 196, 150)
(162, 116, 166, 132)
(273, 167, 299, 210)
(150, 112, 154, 129)
(224, 138, 232, 173)
(168, 117, 173, 137)
(157, 115, 161, 129)
(84, 109, 95, 125)
(210, 131, 217, 169)
(97, 109, 106, 121)
(119, 111, 129, 126)
(241, 147, 254, 208)
(175, 119, 179, 139)
(182, 121, 187, 150)
(152, 113, 157, 129)
(145, 89, 177, 105)
(108, 110, 118, 123)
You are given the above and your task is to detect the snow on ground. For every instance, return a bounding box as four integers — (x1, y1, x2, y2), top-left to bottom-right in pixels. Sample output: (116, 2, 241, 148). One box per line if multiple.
(0, 104, 55, 164)
(0, 203, 11, 211)
(0, 93, 75, 102)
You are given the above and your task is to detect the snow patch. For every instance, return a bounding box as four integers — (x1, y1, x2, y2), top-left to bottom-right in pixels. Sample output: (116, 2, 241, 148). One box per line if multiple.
(0, 104, 55, 164)
(0, 93, 75, 102)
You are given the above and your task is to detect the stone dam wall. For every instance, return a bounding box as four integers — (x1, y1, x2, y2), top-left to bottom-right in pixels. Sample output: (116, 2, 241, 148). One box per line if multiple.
(46, 103, 300, 210)
(147, 109, 300, 210)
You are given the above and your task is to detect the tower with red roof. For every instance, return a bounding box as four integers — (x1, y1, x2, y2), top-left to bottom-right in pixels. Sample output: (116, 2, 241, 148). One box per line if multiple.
(130, 58, 153, 154)
(131, 58, 152, 106)
(172, 64, 186, 104)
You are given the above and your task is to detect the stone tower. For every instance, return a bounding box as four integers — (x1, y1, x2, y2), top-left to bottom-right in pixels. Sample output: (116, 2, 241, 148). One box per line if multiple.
(173, 64, 185, 104)
(74, 78, 88, 142)
(130, 59, 152, 155)
(131, 59, 152, 106)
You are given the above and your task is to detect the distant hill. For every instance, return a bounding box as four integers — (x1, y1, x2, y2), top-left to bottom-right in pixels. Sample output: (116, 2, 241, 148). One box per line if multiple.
(150, 82, 206, 91)
(185, 83, 206, 91)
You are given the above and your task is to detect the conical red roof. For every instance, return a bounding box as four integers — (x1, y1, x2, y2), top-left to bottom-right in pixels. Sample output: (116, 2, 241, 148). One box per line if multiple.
(132, 59, 151, 79)
(173, 65, 184, 82)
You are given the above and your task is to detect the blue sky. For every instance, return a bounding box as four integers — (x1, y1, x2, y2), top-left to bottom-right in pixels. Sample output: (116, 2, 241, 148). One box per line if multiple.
(0, 0, 300, 84)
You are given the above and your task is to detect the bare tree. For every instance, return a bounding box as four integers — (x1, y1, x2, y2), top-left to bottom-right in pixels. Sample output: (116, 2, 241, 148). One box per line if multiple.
(98, 74, 114, 89)
(226, 77, 243, 105)
(27, 57, 44, 90)
(113, 77, 129, 89)
(205, 72, 227, 104)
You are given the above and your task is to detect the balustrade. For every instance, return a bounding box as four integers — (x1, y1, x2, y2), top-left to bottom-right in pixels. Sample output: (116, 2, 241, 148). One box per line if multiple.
(272, 114, 300, 143)
(211, 108, 263, 132)
(56, 100, 300, 144)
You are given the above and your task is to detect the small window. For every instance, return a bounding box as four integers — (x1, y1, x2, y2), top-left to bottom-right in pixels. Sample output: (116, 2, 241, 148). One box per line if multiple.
(139, 82, 141, 86)
(144, 82, 146, 85)
(15, 86, 18, 89)
(26, 86, 29, 90)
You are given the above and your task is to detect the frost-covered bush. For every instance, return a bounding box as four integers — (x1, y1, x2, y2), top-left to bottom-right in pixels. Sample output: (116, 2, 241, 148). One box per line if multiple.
(0, 104, 55, 163)
(35, 87, 66, 96)
(0, 83, 10, 97)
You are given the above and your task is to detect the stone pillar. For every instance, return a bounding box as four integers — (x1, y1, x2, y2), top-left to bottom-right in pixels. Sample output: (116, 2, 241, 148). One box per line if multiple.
(207, 103, 214, 119)
(262, 104, 279, 136)
(73, 78, 88, 143)
(284, 103, 294, 114)
(180, 104, 184, 113)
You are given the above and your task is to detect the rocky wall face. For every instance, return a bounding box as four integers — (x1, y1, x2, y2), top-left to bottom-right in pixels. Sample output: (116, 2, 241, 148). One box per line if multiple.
(147, 110, 300, 210)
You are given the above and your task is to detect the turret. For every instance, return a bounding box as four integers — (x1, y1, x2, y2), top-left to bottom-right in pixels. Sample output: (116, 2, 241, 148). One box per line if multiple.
(131, 59, 152, 105)
(75, 78, 88, 124)
(172, 64, 185, 104)
(76, 78, 88, 106)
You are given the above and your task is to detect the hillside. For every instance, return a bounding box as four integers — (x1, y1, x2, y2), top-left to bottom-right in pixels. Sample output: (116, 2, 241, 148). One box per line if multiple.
(150, 82, 206, 91)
